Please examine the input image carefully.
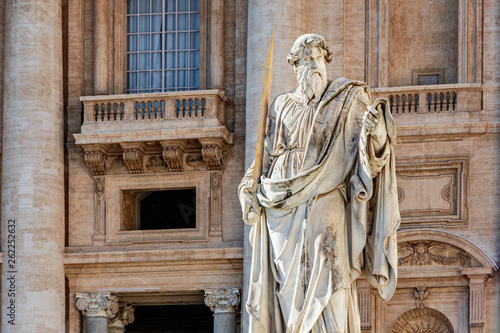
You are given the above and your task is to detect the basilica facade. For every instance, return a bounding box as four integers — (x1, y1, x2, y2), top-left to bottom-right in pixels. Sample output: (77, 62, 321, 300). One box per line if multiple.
(0, 0, 498, 332)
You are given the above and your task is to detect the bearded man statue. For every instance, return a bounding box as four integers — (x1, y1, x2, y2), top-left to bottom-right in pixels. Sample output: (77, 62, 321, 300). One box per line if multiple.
(239, 34, 400, 332)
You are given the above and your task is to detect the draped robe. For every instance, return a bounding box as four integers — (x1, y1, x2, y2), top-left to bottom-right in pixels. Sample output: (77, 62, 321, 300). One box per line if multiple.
(239, 78, 400, 333)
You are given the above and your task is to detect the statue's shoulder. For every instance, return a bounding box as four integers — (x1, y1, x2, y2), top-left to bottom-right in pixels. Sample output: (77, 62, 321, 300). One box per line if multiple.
(269, 90, 297, 116)
(323, 78, 370, 103)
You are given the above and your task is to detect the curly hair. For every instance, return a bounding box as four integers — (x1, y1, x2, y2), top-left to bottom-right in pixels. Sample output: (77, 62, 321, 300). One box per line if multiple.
(287, 34, 333, 67)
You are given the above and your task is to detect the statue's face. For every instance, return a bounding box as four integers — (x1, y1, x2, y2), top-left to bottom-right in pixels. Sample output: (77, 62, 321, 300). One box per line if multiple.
(295, 45, 328, 103)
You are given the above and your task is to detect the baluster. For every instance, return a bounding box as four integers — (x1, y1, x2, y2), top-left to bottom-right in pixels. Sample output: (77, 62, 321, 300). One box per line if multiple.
(452, 92, 457, 110)
(135, 102, 140, 120)
(408, 94, 413, 113)
(154, 101, 158, 119)
(100, 103, 106, 121)
(176, 100, 180, 117)
(120, 103, 124, 120)
(94, 104, 99, 122)
(201, 98, 206, 116)
(439, 92, 444, 111)
(427, 93, 432, 112)
(113, 103, 118, 120)
(445, 92, 451, 111)
(182, 99, 187, 117)
(147, 101, 152, 119)
(189, 99, 193, 117)
(395, 95, 400, 113)
(414, 94, 419, 113)
(195, 99, 199, 116)
(160, 100, 165, 118)
(433, 93, 438, 112)
(141, 102, 146, 119)
(389, 95, 394, 113)
(401, 95, 407, 113)
(106, 103, 112, 121)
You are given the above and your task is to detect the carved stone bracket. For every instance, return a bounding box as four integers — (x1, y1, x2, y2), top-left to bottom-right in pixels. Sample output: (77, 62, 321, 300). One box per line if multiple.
(75, 292, 118, 317)
(160, 140, 186, 172)
(414, 287, 429, 309)
(204, 288, 240, 313)
(200, 139, 224, 170)
(209, 172, 222, 236)
(83, 145, 107, 176)
(120, 143, 146, 174)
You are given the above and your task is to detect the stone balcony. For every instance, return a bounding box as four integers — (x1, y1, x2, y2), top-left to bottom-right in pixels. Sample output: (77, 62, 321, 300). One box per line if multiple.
(74, 90, 233, 175)
(370, 83, 485, 141)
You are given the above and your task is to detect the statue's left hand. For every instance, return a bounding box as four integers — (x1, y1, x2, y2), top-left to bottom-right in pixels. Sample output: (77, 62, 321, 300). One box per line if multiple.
(363, 104, 387, 152)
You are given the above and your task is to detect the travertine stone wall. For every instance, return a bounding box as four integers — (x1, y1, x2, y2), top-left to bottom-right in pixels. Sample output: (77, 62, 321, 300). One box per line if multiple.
(1, 0, 65, 331)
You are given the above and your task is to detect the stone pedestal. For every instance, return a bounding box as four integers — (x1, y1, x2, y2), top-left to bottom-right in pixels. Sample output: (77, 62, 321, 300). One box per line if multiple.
(1, 0, 65, 331)
(205, 288, 240, 333)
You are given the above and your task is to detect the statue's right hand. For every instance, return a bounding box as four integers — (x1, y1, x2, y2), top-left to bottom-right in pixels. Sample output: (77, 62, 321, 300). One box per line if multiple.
(240, 188, 261, 226)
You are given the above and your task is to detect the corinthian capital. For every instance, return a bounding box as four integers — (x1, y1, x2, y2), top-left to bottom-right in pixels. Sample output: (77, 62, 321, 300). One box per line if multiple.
(204, 288, 240, 313)
(75, 292, 118, 317)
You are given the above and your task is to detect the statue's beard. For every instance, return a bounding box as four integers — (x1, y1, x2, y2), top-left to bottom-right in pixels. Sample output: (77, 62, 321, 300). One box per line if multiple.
(297, 67, 327, 105)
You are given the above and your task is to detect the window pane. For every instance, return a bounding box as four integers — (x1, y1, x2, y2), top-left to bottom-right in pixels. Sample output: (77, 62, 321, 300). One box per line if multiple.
(190, 13, 200, 30)
(127, 53, 138, 70)
(165, 52, 176, 69)
(127, 16, 138, 33)
(165, 33, 176, 50)
(178, 13, 188, 30)
(166, 0, 176, 12)
(177, 32, 188, 49)
(190, 32, 199, 49)
(139, 72, 150, 90)
(178, 51, 188, 68)
(151, 34, 162, 50)
(178, 0, 188, 11)
(152, 71, 162, 89)
(190, 0, 200, 11)
(152, 52, 162, 69)
(152, 0, 162, 13)
(127, 0, 138, 14)
(165, 14, 176, 31)
(177, 70, 188, 88)
(127, 72, 138, 90)
(139, 53, 150, 70)
(139, 16, 150, 32)
(127, 34, 138, 51)
(189, 50, 199, 68)
(139, 0, 150, 13)
(139, 34, 150, 51)
(190, 69, 199, 88)
(165, 70, 175, 88)
(151, 15, 162, 32)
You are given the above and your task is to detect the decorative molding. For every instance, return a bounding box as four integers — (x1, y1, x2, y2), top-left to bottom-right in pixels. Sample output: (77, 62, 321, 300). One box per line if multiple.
(75, 292, 118, 317)
(209, 173, 223, 236)
(83, 145, 107, 176)
(392, 308, 454, 333)
(414, 287, 429, 309)
(160, 140, 186, 172)
(200, 139, 224, 170)
(395, 156, 469, 228)
(121, 143, 145, 174)
(204, 288, 240, 313)
(398, 241, 469, 267)
(93, 176, 106, 244)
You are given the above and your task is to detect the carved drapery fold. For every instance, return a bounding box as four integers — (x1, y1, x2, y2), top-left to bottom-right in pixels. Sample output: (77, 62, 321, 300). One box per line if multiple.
(160, 140, 186, 172)
(121, 143, 145, 174)
(204, 288, 240, 313)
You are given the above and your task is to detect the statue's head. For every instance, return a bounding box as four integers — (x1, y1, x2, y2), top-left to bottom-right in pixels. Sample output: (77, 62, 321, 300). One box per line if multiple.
(288, 34, 332, 104)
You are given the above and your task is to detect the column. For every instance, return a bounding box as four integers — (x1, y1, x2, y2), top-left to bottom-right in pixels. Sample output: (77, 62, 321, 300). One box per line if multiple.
(462, 268, 495, 333)
(75, 293, 119, 333)
(108, 301, 135, 333)
(94, 0, 110, 94)
(204, 288, 240, 333)
(2, 0, 65, 331)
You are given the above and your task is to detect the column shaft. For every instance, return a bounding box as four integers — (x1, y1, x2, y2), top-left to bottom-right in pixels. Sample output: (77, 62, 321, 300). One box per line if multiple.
(94, 0, 110, 94)
(87, 316, 109, 333)
(214, 311, 237, 333)
(2, 0, 65, 332)
(209, 0, 225, 89)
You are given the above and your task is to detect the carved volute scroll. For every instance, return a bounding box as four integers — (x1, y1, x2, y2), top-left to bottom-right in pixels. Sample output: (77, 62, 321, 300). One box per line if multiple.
(204, 288, 240, 313)
(83, 145, 107, 176)
(120, 143, 146, 174)
(160, 140, 186, 172)
(75, 292, 118, 317)
(200, 139, 224, 170)
(108, 300, 135, 329)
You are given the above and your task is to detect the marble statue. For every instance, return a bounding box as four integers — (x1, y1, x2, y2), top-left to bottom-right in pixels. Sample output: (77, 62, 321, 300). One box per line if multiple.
(239, 34, 400, 332)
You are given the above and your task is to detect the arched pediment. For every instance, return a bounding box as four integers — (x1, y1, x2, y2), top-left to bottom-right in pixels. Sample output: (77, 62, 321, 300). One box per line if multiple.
(397, 229, 498, 271)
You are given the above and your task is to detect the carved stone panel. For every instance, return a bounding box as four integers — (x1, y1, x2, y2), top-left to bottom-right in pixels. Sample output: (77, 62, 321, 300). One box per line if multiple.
(396, 157, 469, 228)
(398, 241, 470, 267)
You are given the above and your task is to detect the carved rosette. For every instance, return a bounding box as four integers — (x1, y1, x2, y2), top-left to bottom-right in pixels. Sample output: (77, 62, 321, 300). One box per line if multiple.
(75, 292, 118, 317)
(121, 143, 145, 174)
(84, 147, 107, 176)
(200, 140, 224, 170)
(161, 140, 186, 172)
(204, 288, 240, 313)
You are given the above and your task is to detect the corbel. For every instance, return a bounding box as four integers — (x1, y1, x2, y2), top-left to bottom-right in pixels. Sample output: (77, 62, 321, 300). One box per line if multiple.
(160, 140, 187, 172)
(82, 144, 108, 176)
(120, 142, 146, 174)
